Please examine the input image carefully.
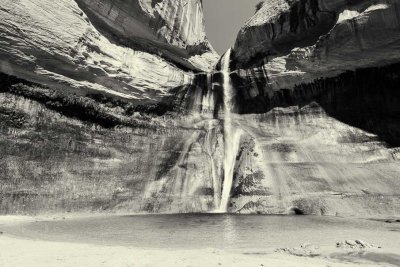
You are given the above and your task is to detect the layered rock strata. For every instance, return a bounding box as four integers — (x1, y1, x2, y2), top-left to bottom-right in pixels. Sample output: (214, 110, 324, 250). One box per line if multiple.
(75, 0, 219, 70)
(0, 73, 224, 214)
(222, 0, 400, 216)
(1, 0, 400, 217)
(228, 64, 400, 216)
(233, 0, 400, 89)
(0, 0, 218, 105)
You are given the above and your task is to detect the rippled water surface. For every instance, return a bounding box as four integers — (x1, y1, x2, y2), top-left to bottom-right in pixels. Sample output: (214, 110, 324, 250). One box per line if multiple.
(5, 214, 400, 250)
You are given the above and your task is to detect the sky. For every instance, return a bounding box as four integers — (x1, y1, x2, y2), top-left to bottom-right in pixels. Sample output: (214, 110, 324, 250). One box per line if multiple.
(203, 0, 262, 55)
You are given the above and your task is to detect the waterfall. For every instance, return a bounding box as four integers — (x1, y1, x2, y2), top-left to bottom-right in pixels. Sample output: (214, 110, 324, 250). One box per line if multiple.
(218, 49, 242, 212)
(201, 73, 214, 114)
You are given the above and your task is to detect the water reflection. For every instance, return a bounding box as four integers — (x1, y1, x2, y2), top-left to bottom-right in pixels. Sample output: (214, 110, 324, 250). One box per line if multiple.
(222, 215, 237, 248)
(4, 214, 400, 251)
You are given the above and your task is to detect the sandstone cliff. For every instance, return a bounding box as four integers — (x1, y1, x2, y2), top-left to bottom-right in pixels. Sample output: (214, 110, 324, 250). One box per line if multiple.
(75, 0, 219, 70)
(1, 0, 400, 217)
(0, 0, 218, 104)
(233, 0, 400, 90)
(220, 0, 400, 216)
(0, 0, 221, 214)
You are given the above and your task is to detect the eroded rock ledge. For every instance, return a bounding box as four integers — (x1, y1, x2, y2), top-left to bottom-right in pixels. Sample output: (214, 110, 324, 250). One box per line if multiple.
(75, 0, 219, 70)
(232, 0, 400, 91)
(0, 0, 218, 105)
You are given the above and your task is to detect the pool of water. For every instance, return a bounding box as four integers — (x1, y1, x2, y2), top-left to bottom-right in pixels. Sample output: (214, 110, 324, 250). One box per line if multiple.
(3, 214, 400, 250)
(331, 251, 400, 266)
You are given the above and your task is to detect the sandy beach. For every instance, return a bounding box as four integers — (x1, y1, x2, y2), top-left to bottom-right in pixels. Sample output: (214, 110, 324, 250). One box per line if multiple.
(1, 215, 400, 267)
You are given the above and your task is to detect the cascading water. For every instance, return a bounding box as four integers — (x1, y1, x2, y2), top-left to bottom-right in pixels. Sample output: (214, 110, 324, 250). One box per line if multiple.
(218, 49, 242, 213)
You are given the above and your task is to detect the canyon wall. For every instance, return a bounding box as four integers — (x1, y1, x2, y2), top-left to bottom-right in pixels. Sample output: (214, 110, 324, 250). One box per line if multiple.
(75, 0, 219, 70)
(1, 0, 400, 217)
(0, 73, 224, 214)
(0, 0, 222, 214)
(228, 64, 400, 216)
(233, 0, 400, 89)
(222, 0, 400, 216)
(0, 0, 218, 105)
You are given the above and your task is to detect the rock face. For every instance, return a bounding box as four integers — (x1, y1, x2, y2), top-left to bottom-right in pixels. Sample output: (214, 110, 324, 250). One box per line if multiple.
(233, 0, 400, 89)
(0, 74, 225, 214)
(0, 0, 218, 104)
(0, 0, 221, 214)
(230, 102, 400, 216)
(222, 0, 400, 216)
(75, 0, 219, 70)
(1, 0, 400, 217)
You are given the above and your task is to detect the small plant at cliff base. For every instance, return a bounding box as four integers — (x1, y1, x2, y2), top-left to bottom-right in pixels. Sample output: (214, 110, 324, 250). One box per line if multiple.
(232, 171, 270, 197)
(0, 107, 28, 128)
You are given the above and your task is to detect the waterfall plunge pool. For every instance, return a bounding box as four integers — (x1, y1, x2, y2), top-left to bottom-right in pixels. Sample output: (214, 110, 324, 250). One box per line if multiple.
(3, 214, 400, 252)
